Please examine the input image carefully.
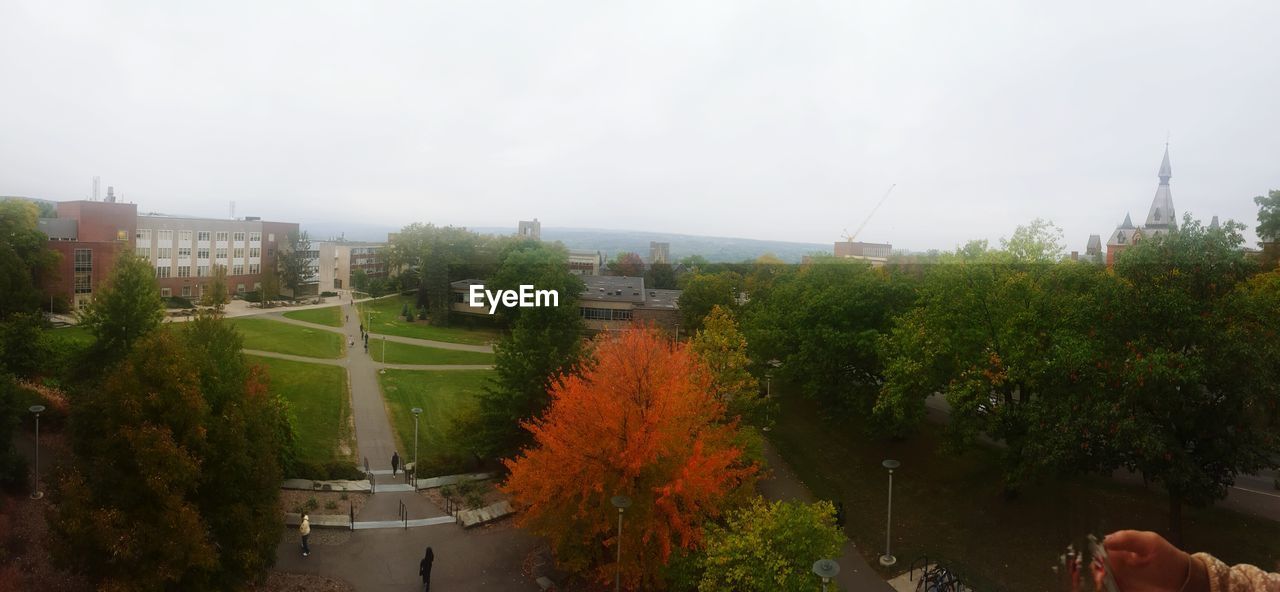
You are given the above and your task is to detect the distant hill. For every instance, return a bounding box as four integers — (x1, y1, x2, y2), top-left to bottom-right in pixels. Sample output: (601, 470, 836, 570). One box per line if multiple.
(474, 227, 829, 263)
(302, 221, 830, 263)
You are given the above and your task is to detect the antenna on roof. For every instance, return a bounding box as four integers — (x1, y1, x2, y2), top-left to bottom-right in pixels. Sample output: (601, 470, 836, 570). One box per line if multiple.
(230, 200, 236, 220)
(92, 176, 100, 201)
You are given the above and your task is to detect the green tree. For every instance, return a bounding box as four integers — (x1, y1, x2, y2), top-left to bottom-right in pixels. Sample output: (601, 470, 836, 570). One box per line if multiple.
(463, 242, 586, 460)
(48, 332, 218, 589)
(259, 266, 280, 307)
(999, 218, 1066, 262)
(0, 375, 30, 491)
(78, 254, 164, 361)
(202, 264, 230, 309)
(683, 499, 845, 592)
(1256, 188, 1280, 244)
(350, 268, 369, 293)
(745, 259, 914, 417)
(646, 262, 677, 289)
(0, 199, 58, 317)
(278, 230, 315, 297)
(388, 223, 489, 326)
(690, 306, 766, 425)
(1107, 216, 1276, 544)
(678, 271, 742, 335)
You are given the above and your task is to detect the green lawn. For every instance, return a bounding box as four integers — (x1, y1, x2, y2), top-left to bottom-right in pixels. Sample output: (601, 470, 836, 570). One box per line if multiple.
(282, 306, 343, 327)
(358, 294, 500, 346)
(768, 392, 1280, 592)
(369, 340, 495, 365)
(229, 318, 344, 359)
(46, 325, 93, 348)
(378, 369, 493, 475)
(247, 355, 353, 467)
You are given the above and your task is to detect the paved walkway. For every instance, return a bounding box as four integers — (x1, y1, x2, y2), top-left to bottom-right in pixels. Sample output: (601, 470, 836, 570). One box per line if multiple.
(759, 441, 894, 592)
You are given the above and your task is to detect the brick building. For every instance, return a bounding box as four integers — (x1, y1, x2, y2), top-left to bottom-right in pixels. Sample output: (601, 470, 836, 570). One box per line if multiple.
(39, 200, 137, 310)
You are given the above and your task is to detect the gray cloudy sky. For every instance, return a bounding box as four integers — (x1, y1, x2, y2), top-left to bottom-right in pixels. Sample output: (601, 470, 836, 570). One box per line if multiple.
(2, 0, 1277, 251)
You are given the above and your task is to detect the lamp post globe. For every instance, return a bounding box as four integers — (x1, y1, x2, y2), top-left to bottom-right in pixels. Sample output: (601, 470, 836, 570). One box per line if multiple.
(29, 405, 46, 500)
(880, 459, 901, 567)
(812, 559, 840, 592)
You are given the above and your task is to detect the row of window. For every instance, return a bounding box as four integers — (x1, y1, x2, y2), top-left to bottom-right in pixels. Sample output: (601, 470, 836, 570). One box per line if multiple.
(136, 230, 271, 243)
(580, 307, 632, 321)
(138, 247, 264, 259)
(159, 282, 261, 299)
(156, 263, 262, 278)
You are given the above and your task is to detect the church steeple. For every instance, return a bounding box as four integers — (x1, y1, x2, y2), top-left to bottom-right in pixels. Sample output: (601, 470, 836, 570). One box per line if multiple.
(1144, 144, 1176, 230)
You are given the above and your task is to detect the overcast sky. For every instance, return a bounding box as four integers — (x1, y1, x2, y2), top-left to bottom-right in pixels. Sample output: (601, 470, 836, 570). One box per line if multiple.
(2, 1, 1277, 251)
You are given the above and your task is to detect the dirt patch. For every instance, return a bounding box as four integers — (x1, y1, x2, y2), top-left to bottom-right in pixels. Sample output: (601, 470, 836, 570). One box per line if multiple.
(279, 489, 368, 518)
(250, 571, 355, 592)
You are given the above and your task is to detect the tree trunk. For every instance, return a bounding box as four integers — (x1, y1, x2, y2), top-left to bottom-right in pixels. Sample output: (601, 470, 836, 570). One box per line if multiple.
(1168, 492, 1184, 548)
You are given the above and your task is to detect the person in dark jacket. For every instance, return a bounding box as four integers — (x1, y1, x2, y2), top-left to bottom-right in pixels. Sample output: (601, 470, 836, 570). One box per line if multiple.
(419, 546, 434, 591)
(392, 451, 400, 476)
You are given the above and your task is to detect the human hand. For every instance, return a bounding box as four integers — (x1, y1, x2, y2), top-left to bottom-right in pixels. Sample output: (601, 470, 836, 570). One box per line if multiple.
(1092, 530, 1191, 592)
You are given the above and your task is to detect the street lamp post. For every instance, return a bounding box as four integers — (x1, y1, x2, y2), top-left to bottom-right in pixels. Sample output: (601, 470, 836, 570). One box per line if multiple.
(411, 407, 422, 489)
(611, 495, 632, 592)
(29, 405, 45, 500)
(812, 559, 840, 592)
(880, 459, 901, 567)
(762, 372, 772, 432)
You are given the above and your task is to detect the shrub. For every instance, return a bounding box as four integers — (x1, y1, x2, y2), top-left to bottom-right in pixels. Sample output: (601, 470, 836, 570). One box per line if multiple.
(163, 296, 194, 309)
(465, 491, 486, 510)
(324, 500, 337, 510)
(304, 497, 320, 512)
(320, 291, 338, 297)
(324, 461, 364, 481)
(241, 291, 262, 303)
(339, 492, 349, 501)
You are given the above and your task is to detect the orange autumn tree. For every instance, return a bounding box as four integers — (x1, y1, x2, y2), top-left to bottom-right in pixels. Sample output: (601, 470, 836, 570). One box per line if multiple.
(502, 326, 758, 589)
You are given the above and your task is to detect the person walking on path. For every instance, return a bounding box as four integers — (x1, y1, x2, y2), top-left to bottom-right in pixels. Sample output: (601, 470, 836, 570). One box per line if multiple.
(392, 451, 401, 476)
(419, 547, 434, 591)
(299, 514, 311, 557)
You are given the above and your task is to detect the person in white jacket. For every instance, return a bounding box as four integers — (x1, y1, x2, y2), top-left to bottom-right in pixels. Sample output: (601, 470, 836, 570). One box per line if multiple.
(300, 514, 311, 557)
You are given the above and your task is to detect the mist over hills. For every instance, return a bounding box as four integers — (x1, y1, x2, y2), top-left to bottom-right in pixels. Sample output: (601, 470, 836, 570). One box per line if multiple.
(302, 222, 830, 263)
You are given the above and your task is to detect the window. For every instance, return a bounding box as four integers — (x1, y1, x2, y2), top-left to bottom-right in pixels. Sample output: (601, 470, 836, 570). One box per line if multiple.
(178, 247, 191, 258)
(249, 247, 260, 258)
(232, 264, 244, 275)
(580, 307, 632, 321)
(233, 232, 245, 242)
(157, 230, 173, 241)
(197, 265, 210, 277)
(234, 247, 245, 259)
(198, 231, 210, 241)
(216, 231, 229, 242)
(249, 263, 260, 274)
(179, 230, 192, 242)
(268, 233, 275, 242)
(215, 248, 228, 260)
(237, 284, 246, 294)
(74, 249, 92, 294)
(178, 266, 191, 278)
(156, 266, 171, 279)
(137, 229, 152, 241)
(268, 247, 275, 257)
(136, 246, 151, 258)
(161, 288, 171, 297)
(197, 248, 210, 259)
(181, 286, 191, 297)
(157, 247, 172, 258)
(254, 282, 261, 291)
(249, 232, 261, 242)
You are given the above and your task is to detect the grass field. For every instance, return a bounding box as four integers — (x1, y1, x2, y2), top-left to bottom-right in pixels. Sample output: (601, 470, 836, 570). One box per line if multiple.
(247, 354, 353, 467)
(369, 340, 495, 365)
(229, 318, 344, 359)
(768, 391, 1280, 592)
(378, 369, 493, 475)
(282, 306, 343, 327)
(357, 294, 500, 346)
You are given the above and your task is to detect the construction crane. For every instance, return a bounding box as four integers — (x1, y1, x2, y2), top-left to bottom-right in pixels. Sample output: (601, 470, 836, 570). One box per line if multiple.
(842, 184, 896, 242)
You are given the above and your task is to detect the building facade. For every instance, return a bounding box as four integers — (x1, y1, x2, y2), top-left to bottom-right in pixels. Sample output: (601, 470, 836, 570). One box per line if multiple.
(448, 275, 682, 334)
(649, 241, 670, 264)
(316, 241, 388, 291)
(833, 241, 892, 266)
(518, 219, 541, 241)
(38, 199, 305, 306)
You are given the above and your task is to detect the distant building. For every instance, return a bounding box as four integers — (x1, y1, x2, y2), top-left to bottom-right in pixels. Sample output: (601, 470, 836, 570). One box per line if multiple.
(1070, 234, 1104, 264)
(518, 219, 541, 241)
(1105, 146, 1180, 265)
(568, 249, 603, 276)
(316, 241, 388, 291)
(833, 241, 892, 267)
(649, 241, 670, 265)
(40, 200, 137, 310)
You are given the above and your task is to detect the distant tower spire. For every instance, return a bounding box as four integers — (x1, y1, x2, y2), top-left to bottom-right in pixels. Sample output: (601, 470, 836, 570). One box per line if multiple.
(1144, 144, 1176, 230)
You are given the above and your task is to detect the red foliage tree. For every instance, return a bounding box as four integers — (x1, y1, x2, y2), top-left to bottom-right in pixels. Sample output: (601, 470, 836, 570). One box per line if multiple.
(502, 326, 758, 589)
